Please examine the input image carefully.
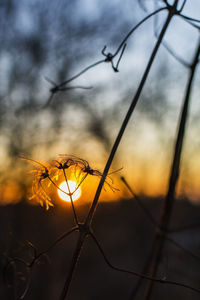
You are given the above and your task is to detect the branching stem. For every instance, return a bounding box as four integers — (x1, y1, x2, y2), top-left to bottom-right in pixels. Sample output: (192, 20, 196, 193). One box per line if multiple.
(85, 6, 175, 228)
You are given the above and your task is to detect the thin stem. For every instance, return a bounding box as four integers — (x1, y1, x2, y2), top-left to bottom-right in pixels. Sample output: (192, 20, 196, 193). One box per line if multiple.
(46, 7, 166, 106)
(166, 236, 200, 261)
(57, 60, 105, 89)
(180, 14, 200, 23)
(153, 4, 190, 67)
(115, 43, 127, 71)
(182, 18, 200, 30)
(59, 231, 87, 300)
(160, 40, 190, 67)
(121, 176, 158, 228)
(113, 7, 167, 57)
(121, 176, 200, 265)
(143, 37, 200, 300)
(179, 0, 187, 12)
(90, 232, 200, 294)
(73, 173, 88, 194)
(63, 169, 79, 225)
(129, 242, 157, 299)
(169, 222, 200, 233)
(47, 176, 72, 197)
(30, 227, 78, 267)
(85, 8, 174, 227)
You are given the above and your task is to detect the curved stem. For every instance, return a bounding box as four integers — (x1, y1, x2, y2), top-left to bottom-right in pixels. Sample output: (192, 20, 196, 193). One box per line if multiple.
(113, 7, 167, 57)
(30, 227, 78, 267)
(90, 232, 200, 294)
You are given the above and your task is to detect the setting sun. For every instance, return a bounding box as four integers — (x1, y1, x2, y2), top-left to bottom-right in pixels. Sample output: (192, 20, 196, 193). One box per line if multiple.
(58, 180, 81, 202)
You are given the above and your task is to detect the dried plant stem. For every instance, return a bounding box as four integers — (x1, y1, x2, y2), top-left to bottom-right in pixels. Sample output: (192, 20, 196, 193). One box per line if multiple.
(90, 232, 200, 294)
(85, 6, 176, 228)
(113, 6, 167, 57)
(121, 176, 158, 228)
(58, 9, 175, 299)
(63, 169, 79, 225)
(59, 231, 87, 300)
(143, 37, 200, 300)
(129, 243, 157, 299)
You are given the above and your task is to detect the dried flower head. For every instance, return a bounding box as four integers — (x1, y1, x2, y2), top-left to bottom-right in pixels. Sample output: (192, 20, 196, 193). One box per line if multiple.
(21, 157, 54, 209)
(22, 155, 119, 209)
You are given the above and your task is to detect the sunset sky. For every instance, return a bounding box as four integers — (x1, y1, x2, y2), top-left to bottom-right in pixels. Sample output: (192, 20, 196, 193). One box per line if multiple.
(0, 0, 200, 206)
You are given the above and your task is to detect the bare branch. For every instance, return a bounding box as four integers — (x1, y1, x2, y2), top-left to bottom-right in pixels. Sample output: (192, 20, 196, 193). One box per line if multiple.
(180, 14, 200, 23)
(90, 232, 200, 294)
(113, 6, 167, 58)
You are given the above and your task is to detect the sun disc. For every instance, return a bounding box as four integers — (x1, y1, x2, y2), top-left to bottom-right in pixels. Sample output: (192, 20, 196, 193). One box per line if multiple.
(58, 180, 81, 202)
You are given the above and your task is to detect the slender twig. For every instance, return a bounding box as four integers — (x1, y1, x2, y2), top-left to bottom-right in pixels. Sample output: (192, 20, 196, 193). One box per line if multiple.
(44, 60, 104, 106)
(114, 43, 127, 72)
(112, 6, 167, 58)
(169, 222, 200, 233)
(63, 169, 79, 225)
(47, 6, 167, 107)
(159, 40, 190, 67)
(180, 14, 200, 23)
(153, 4, 190, 67)
(90, 232, 200, 294)
(57, 60, 105, 89)
(121, 176, 200, 264)
(143, 37, 200, 300)
(121, 176, 158, 228)
(4, 258, 30, 300)
(182, 18, 200, 30)
(129, 241, 157, 299)
(179, 0, 187, 12)
(44, 6, 167, 108)
(30, 227, 78, 267)
(166, 236, 200, 261)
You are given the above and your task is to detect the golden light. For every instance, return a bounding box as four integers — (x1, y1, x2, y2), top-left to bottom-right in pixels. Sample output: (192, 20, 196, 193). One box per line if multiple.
(58, 180, 81, 202)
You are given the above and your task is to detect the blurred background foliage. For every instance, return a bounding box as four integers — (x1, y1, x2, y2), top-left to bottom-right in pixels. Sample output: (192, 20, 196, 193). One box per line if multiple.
(0, 0, 199, 202)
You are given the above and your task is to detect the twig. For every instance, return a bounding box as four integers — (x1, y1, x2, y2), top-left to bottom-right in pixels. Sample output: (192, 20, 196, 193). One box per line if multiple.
(180, 14, 200, 23)
(30, 227, 78, 267)
(179, 0, 187, 12)
(166, 236, 200, 261)
(90, 232, 200, 294)
(63, 169, 79, 226)
(153, 3, 190, 67)
(112, 6, 167, 58)
(182, 18, 200, 30)
(129, 242, 157, 299)
(44, 6, 167, 108)
(121, 176, 200, 264)
(169, 222, 200, 233)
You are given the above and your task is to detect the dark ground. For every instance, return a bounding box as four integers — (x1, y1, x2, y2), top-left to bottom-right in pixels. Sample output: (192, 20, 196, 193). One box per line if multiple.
(0, 197, 200, 300)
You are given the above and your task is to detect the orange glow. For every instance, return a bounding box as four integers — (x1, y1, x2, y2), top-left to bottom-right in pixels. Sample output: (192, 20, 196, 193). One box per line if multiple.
(58, 180, 81, 202)
(0, 180, 23, 205)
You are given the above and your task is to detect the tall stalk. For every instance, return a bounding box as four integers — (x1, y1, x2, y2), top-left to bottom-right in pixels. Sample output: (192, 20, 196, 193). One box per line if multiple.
(143, 37, 200, 300)
(59, 2, 179, 299)
(85, 4, 176, 227)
